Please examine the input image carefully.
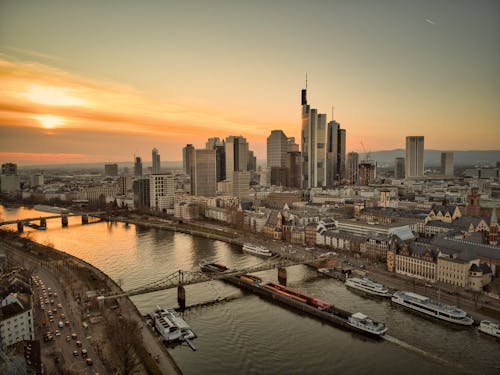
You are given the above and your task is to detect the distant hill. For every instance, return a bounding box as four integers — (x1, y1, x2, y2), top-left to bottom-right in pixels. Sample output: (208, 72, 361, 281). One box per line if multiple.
(367, 149, 500, 167)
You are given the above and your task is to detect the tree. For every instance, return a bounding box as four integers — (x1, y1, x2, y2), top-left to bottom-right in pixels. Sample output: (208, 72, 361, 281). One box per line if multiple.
(104, 313, 141, 375)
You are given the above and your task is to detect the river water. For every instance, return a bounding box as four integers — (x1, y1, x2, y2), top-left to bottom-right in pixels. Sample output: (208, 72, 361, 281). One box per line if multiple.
(1, 205, 499, 374)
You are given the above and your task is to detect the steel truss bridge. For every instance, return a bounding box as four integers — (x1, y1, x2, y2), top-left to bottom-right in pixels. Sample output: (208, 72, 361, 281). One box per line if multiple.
(104, 254, 319, 299)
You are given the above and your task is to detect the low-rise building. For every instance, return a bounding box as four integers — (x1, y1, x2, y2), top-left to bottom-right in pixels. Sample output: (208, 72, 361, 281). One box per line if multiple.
(0, 294, 35, 349)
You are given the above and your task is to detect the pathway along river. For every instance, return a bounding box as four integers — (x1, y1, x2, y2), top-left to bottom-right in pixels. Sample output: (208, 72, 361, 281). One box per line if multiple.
(1, 205, 499, 374)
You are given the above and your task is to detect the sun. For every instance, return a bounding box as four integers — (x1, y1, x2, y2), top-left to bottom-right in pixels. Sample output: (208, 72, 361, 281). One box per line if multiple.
(35, 115, 64, 129)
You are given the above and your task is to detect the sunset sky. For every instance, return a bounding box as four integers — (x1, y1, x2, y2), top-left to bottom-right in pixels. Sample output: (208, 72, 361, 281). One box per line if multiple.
(1, 0, 499, 165)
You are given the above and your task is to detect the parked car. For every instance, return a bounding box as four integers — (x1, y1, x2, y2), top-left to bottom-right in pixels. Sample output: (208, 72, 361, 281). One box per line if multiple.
(73, 350, 79, 357)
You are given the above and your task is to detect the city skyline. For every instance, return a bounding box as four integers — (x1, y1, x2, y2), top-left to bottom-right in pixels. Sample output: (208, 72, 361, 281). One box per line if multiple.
(1, 0, 499, 165)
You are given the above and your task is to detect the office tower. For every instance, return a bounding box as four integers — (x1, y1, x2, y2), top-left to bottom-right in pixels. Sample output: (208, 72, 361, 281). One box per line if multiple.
(248, 150, 257, 172)
(232, 171, 251, 197)
(193, 149, 216, 197)
(1, 163, 17, 175)
(326, 120, 339, 186)
(267, 130, 288, 168)
(225, 136, 249, 182)
(441, 152, 454, 176)
(346, 152, 359, 185)
(260, 168, 271, 187)
(287, 137, 299, 152)
(182, 144, 195, 175)
(405, 136, 424, 178)
(104, 163, 118, 177)
(118, 176, 134, 195)
(30, 174, 44, 188)
(206, 138, 226, 182)
(285, 151, 302, 188)
(152, 148, 161, 174)
(301, 87, 328, 188)
(394, 157, 405, 179)
(133, 177, 150, 209)
(337, 129, 346, 183)
(134, 156, 143, 177)
(149, 173, 174, 211)
(358, 162, 376, 185)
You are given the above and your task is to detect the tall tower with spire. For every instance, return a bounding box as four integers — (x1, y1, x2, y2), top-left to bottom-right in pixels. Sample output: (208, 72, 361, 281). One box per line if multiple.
(488, 207, 498, 245)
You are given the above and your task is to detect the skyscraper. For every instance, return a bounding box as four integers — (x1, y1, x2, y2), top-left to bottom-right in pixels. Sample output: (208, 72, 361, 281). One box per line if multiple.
(441, 152, 454, 177)
(152, 148, 161, 174)
(286, 151, 302, 188)
(337, 128, 346, 183)
(405, 136, 424, 178)
(346, 152, 359, 185)
(205, 138, 226, 182)
(104, 163, 118, 177)
(267, 130, 288, 168)
(134, 156, 143, 177)
(394, 157, 405, 179)
(225, 135, 249, 182)
(301, 88, 328, 188)
(247, 150, 257, 172)
(182, 144, 195, 175)
(193, 149, 216, 197)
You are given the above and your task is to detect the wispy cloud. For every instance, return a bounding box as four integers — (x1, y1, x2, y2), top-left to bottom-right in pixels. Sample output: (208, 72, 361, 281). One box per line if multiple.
(425, 19, 435, 25)
(1, 46, 63, 62)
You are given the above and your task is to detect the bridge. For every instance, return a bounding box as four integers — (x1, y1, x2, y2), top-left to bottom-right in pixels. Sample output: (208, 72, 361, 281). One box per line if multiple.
(102, 253, 320, 300)
(0, 211, 106, 232)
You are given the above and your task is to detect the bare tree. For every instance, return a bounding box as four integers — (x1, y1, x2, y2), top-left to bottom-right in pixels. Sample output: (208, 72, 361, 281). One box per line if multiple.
(104, 313, 141, 375)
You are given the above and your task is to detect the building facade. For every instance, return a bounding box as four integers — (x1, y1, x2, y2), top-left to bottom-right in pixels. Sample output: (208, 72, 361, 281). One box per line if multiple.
(441, 152, 454, 176)
(394, 157, 405, 179)
(405, 136, 424, 178)
(193, 149, 216, 197)
(149, 173, 174, 211)
(152, 148, 161, 174)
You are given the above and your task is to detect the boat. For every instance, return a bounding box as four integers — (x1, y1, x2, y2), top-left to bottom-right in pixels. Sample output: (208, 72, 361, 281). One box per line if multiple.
(478, 320, 500, 338)
(34, 205, 69, 214)
(348, 312, 388, 336)
(149, 306, 196, 342)
(242, 243, 273, 257)
(391, 291, 474, 326)
(345, 277, 391, 298)
(199, 261, 229, 273)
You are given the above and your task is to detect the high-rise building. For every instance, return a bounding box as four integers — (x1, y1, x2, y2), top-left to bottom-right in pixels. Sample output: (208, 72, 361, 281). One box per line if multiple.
(441, 152, 454, 176)
(301, 88, 328, 188)
(326, 117, 346, 186)
(193, 149, 216, 197)
(337, 128, 346, 183)
(205, 138, 226, 182)
(134, 156, 143, 177)
(358, 162, 376, 185)
(405, 136, 424, 178)
(394, 157, 405, 179)
(149, 173, 174, 211)
(118, 176, 134, 195)
(225, 136, 249, 182)
(1, 163, 17, 175)
(346, 152, 359, 185)
(152, 148, 161, 174)
(104, 163, 118, 177)
(267, 130, 288, 168)
(232, 171, 251, 198)
(182, 144, 195, 175)
(133, 177, 150, 209)
(30, 173, 44, 188)
(247, 150, 257, 172)
(286, 151, 302, 188)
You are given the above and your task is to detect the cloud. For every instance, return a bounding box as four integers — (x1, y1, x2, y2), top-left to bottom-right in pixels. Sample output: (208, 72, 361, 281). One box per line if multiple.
(0, 46, 63, 62)
(425, 19, 435, 25)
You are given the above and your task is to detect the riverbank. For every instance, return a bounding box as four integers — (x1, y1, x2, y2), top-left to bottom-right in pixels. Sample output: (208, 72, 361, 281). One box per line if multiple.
(0, 229, 182, 375)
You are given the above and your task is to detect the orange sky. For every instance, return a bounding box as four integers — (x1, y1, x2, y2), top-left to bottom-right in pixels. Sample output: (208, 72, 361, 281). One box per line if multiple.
(0, 1, 499, 165)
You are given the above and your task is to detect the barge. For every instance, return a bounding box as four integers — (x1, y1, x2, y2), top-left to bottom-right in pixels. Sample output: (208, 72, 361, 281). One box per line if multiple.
(200, 262, 387, 338)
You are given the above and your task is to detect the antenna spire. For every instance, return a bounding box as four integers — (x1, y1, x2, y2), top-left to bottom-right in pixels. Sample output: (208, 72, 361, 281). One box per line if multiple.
(305, 73, 308, 89)
(331, 106, 334, 120)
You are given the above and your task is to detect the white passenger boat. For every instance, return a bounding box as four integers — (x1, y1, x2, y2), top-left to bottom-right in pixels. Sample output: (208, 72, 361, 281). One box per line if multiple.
(391, 291, 474, 326)
(347, 312, 388, 336)
(242, 243, 273, 257)
(478, 320, 500, 338)
(149, 307, 196, 342)
(345, 277, 391, 298)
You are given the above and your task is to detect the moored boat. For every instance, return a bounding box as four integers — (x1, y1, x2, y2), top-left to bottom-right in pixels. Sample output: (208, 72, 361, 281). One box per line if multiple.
(478, 320, 500, 338)
(348, 312, 388, 336)
(391, 291, 474, 326)
(149, 306, 196, 342)
(345, 277, 391, 298)
(242, 243, 273, 257)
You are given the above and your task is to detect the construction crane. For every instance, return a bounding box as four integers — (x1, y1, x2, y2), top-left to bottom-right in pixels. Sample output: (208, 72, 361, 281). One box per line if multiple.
(360, 141, 371, 163)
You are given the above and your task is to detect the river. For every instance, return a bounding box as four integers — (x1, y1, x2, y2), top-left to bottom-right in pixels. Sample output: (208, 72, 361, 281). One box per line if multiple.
(1, 205, 499, 374)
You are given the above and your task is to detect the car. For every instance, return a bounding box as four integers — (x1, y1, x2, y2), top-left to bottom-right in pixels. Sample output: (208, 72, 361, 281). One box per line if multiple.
(73, 350, 79, 357)
(55, 330, 61, 336)
(58, 321, 64, 328)
(76, 340, 82, 347)
(57, 303, 63, 309)
(52, 308, 57, 314)
(60, 314, 65, 319)
(41, 319, 46, 326)
(81, 349, 88, 357)
(85, 358, 93, 366)
(66, 335, 71, 342)
(65, 320, 70, 326)
(49, 318, 55, 323)
(71, 333, 77, 340)
(53, 292, 58, 297)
